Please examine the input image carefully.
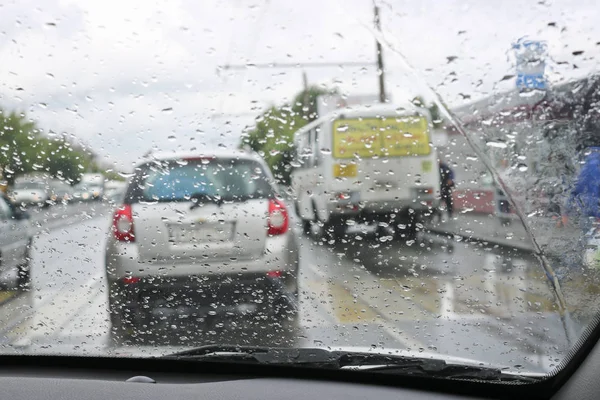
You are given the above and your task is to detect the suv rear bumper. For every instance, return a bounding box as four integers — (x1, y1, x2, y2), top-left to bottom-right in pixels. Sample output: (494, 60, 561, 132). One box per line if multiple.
(108, 271, 298, 328)
(105, 232, 299, 327)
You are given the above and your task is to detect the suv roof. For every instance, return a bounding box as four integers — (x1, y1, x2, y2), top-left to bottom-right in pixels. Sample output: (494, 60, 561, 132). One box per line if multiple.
(139, 149, 260, 165)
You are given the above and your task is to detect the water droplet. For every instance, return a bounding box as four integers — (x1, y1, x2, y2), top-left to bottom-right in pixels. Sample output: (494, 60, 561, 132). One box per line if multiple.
(486, 141, 507, 149)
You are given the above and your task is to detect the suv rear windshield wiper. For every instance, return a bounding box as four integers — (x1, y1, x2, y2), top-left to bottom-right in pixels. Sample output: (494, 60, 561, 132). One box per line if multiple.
(160, 345, 540, 382)
(189, 193, 224, 210)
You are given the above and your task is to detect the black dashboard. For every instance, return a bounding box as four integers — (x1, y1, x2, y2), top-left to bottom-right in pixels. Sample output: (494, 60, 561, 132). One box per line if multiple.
(3, 335, 600, 400)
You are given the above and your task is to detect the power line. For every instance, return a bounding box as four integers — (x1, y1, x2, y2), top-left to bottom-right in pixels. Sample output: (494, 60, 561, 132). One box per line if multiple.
(219, 61, 374, 70)
(218, 61, 376, 119)
(219, 6, 387, 104)
(214, 0, 271, 118)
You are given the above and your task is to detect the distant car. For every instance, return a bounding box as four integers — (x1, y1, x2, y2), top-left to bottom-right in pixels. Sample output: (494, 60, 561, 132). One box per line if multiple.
(104, 187, 125, 205)
(10, 181, 51, 208)
(105, 151, 299, 339)
(72, 183, 103, 202)
(72, 183, 91, 202)
(49, 180, 73, 204)
(0, 195, 32, 291)
(88, 184, 104, 201)
(104, 180, 126, 203)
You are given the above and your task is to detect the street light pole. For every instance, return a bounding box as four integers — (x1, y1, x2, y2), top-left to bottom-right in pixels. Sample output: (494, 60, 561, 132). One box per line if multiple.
(302, 70, 310, 118)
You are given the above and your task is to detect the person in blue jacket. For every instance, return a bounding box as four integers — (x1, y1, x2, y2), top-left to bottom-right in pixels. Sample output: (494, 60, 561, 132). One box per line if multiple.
(567, 147, 600, 231)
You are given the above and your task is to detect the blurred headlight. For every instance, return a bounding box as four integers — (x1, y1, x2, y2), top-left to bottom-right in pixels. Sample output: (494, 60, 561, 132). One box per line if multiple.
(82, 193, 90, 200)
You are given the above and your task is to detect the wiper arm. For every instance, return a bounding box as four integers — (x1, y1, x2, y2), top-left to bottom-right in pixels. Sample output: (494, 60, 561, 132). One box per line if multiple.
(160, 346, 539, 382)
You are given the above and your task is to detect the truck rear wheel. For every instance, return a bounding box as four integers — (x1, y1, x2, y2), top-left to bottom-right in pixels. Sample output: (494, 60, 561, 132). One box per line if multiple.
(325, 218, 347, 240)
(394, 210, 418, 241)
(302, 219, 312, 235)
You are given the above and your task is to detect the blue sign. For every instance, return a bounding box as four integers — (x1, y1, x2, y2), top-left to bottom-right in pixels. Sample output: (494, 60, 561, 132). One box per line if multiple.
(516, 73, 546, 89)
(513, 38, 547, 90)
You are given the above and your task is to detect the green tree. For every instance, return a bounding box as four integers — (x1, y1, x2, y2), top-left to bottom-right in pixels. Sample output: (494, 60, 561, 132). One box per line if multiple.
(0, 108, 101, 185)
(43, 139, 88, 184)
(411, 96, 446, 129)
(0, 111, 44, 184)
(241, 86, 333, 184)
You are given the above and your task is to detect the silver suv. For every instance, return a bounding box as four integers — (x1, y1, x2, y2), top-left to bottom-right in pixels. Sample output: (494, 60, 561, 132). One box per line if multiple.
(105, 151, 299, 342)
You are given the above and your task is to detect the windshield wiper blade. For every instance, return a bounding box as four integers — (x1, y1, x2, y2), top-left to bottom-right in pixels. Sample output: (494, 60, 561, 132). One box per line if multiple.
(162, 345, 340, 367)
(160, 346, 539, 382)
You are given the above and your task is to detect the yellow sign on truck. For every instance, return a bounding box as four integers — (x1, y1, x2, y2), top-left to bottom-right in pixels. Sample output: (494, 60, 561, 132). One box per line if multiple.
(332, 116, 431, 159)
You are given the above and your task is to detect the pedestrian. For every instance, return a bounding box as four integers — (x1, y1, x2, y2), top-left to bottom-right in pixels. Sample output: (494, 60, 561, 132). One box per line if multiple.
(567, 147, 600, 228)
(439, 160, 455, 220)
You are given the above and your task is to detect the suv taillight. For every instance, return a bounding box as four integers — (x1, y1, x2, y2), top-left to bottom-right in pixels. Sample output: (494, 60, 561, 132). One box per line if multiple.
(267, 198, 289, 236)
(113, 204, 135, 242)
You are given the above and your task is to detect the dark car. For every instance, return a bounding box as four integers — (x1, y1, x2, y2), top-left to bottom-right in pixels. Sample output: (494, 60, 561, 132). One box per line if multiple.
(0, 195, 32, 291)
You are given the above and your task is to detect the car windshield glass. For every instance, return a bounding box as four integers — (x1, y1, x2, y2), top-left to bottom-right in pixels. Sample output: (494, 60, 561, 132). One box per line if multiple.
(133, 158, 273, 202)
(3, 0, 600, 386)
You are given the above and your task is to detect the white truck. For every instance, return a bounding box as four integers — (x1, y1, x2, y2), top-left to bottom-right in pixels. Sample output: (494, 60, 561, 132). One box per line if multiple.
(291, 105, 441, 239)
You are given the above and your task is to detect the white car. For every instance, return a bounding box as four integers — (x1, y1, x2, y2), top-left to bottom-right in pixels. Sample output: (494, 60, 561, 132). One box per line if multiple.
(105, 150, 299, 340)
(10, 181, 51, 207)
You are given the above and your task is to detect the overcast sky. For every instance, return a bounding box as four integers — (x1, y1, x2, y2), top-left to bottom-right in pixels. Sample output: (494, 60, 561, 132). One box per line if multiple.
(0, 0, 598, 171)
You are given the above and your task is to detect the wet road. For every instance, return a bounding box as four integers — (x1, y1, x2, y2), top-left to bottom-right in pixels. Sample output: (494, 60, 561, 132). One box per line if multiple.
(0, 202, 583, 373)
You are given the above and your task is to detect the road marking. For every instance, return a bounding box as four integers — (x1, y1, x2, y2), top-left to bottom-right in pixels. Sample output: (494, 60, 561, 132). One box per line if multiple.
(379, 278, 441, 315)
(301, 279, 342, 325)
(0, 291, 17, 305)
(60, 289, 109, 338)
(302, 278, 427, 350)
(8, 275, 103, 347)
(440, 282, 456, 319)
(327, 282, 378, 324)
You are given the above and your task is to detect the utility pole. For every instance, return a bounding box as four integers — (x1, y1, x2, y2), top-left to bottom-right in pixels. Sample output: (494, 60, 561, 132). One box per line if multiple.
(374, 5, 386, 103)
(302, 70, 310, 118)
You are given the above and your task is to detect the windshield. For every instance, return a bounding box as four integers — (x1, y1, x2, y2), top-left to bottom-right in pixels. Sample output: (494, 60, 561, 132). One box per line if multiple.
(13, 182, 46, 190)
(2, 0, 600, 384)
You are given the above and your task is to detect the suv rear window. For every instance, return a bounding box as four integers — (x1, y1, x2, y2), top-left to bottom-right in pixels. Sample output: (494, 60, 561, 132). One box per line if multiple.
(124, 158, 275, 204)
